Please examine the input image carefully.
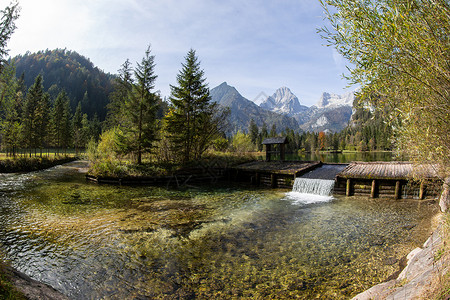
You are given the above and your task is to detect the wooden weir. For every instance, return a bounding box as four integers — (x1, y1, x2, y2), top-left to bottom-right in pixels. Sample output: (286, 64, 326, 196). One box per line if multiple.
(232, 161, 322, 188)
(232, 160, 443, 200)
(334, 162, 442, 199)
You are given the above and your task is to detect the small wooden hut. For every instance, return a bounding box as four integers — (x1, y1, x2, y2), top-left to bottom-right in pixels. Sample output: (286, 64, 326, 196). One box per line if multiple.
(262, 137, 288, 161)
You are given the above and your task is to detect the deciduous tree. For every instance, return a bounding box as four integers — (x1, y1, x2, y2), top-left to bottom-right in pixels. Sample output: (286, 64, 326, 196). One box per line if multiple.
(320, 0, 450, 176)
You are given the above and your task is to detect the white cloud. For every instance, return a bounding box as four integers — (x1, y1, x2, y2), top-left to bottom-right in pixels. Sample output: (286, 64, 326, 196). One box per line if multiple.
(7, 0, 348, 106)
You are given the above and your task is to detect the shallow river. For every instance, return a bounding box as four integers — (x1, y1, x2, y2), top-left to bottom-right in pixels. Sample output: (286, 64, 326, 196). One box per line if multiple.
(0, 161, 440, 299)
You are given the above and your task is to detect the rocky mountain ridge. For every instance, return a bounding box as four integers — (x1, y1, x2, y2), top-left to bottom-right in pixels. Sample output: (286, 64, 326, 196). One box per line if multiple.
(210, 82, 299, 135)
(259, 87, 355, 133)
(211, 82, 355, 134)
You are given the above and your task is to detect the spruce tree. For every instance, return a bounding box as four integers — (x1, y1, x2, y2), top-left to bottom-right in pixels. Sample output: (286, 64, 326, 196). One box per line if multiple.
(35, 92, 51, 156)
(166, 49, 226, 162)
(23, 74, 44, 156)
(52, 90, 72, 154)
(0, 62, 22, 156)
(122, 46, 159, 164)
(106, 59, 133, 129)
(73, 102, 83, 154)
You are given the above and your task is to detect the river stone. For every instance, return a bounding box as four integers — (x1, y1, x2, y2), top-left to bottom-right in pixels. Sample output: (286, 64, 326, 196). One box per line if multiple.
(352, 227, 447, 300)
(439, 177, 450, 212)
(5, 265, 70, 300)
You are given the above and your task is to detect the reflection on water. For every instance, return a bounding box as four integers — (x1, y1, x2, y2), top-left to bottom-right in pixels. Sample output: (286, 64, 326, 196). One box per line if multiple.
(0, 161, 439, 299)
(263, 151, 405, 163)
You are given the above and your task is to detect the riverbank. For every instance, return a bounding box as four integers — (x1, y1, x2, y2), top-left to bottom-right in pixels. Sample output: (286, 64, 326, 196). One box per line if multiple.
(353, 213, 449, 299)
(0, 263, 69, 300)
(0, 156, 78, 173)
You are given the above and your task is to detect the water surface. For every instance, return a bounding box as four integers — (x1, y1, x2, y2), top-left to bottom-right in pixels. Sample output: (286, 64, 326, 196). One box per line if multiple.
(0, 161, 439, 299)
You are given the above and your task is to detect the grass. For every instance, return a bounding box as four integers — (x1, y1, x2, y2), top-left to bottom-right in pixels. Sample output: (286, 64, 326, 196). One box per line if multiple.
(0, 156, 78, 173)
(0, 263, 26, 300)
(87, 151, 257, 178)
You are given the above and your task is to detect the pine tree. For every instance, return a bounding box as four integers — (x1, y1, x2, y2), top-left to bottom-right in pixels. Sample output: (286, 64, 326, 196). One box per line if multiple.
(0, 61, 22, 156)
(34, 92, 51, 156)
(22, 74, 44, 156)
(106, 59, 133, 129)
(52, 90, 72, 154)
(121, 46, 159, 164)
(248, 118, 259, 146)
(73, 102, 83, 154)
(166, 49, 226, 162)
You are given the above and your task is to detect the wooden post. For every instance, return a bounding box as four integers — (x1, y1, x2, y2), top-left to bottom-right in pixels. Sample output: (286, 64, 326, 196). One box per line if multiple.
(271, 173, 277, 188)
(394, 181, 401, 200)
(371, 180, 377, 198)
(266, 144, 271, 162)
(346, 179, 351, 196)
(419, 182, 425, 200)
(280, 143, 285, 161)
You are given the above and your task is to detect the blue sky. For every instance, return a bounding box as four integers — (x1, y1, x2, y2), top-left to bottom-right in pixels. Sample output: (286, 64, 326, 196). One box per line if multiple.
(7, 0, 351, 106)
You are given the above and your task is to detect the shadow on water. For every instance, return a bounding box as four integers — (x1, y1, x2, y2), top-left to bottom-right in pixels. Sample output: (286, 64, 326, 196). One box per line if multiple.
(0, 161, 439, 299)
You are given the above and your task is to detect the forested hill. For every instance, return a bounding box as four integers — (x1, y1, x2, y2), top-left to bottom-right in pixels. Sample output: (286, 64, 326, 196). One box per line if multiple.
(11, 49, 115, 120)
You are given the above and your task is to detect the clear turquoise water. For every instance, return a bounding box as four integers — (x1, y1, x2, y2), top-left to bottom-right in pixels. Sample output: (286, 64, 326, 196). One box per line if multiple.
(0, 161, 439, 299)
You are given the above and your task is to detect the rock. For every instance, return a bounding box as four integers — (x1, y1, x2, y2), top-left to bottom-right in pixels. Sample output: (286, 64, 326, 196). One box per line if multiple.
(5, 265, 70, 300)
(439, 177, 450, 212)
(351, 226, 448, 300)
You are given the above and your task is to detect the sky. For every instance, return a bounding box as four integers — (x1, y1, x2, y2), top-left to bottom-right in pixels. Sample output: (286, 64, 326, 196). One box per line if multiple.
(7, 0, 352, 107)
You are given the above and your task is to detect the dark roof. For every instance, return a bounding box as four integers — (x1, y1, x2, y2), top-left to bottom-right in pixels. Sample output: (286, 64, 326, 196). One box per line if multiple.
(262, 137, 288, 145)
(337, 162, 439, 180)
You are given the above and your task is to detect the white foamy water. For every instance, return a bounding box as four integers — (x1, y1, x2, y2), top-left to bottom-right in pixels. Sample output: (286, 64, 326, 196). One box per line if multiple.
(285, 178, 335, 204)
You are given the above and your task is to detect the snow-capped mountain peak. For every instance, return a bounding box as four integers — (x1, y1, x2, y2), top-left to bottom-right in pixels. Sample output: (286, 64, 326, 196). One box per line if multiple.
(260, 87, 308, 115)
(315, 91, 355, 109)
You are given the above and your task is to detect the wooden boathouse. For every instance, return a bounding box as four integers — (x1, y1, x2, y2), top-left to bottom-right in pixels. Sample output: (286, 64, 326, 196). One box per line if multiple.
(334, 162, 442, 199)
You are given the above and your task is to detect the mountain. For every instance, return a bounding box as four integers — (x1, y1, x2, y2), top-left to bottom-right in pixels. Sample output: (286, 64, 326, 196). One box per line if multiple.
(11, 49, 115, 120)
(299, 106, 353, 133)
(210, 82, 300, 135)
(315, 91, 355, 109)
(258, 87, 356, 133)
(260, 87, 308, 115)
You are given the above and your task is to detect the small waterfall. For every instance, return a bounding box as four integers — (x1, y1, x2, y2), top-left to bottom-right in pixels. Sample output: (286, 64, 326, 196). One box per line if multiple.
(292, 178, 335, 196)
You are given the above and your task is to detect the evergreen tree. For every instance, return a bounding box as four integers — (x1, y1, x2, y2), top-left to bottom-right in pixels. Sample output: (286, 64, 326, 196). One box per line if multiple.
(34, 92, 51, 156)
(248, 118, 259, 146)
(22, 74, 44, 156)
(106, 59, 133, 129)
(269, 124, 277, 137)
(0, 62, 22, 156)
(73, 102, 83, 154)
(121, 46, 159, 164)
(52, 90, 72, 153)
(166, 49, 226, 162)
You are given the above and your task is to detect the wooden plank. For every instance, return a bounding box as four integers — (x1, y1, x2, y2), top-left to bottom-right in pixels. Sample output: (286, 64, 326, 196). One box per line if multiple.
(395, 181, 401, 200)
(346, 179, 351, 196)
(371, 180, 377, 198)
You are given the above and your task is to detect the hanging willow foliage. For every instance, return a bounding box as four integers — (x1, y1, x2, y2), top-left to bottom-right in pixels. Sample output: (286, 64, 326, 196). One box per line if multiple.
(319, 0, 450, 178)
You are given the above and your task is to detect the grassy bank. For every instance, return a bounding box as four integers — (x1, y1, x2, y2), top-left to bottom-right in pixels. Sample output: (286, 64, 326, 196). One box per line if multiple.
(0, 263, 26, 300)
(0, 156, 78, 173)
(87, 152, 257, 178)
